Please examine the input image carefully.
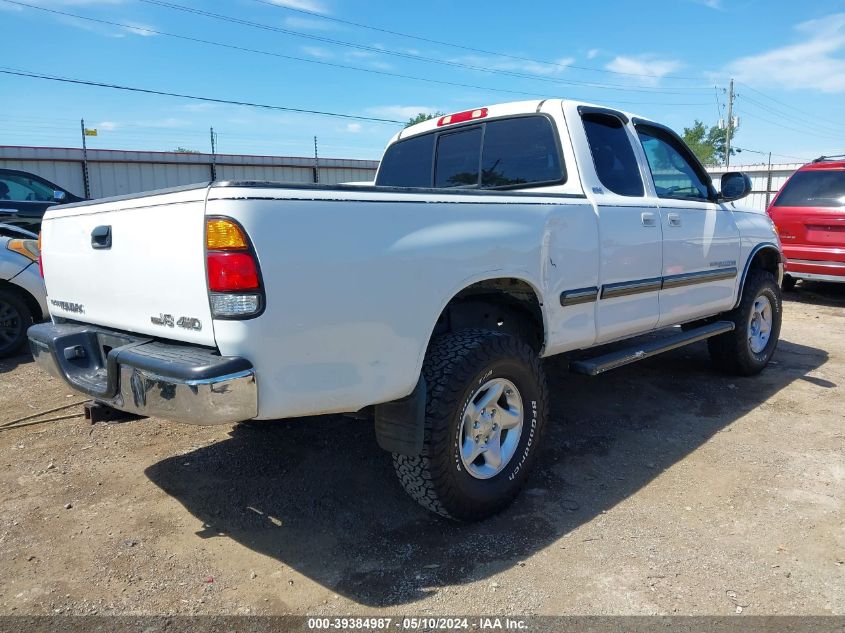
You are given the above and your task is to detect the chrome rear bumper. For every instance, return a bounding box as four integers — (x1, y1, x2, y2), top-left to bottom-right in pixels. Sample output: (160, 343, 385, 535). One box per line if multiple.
(28, 322, 257, 425)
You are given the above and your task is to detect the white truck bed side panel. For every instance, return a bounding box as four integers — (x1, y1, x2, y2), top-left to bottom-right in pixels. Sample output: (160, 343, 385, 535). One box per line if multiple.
(207, 188, 588, 419)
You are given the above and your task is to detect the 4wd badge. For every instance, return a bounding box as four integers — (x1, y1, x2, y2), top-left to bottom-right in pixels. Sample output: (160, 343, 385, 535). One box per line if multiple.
(150, 314, 202, 331)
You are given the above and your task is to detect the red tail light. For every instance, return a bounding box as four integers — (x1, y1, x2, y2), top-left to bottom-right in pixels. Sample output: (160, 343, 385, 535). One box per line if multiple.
(205, 217, 264, 318)
(207, 252, 259, 291)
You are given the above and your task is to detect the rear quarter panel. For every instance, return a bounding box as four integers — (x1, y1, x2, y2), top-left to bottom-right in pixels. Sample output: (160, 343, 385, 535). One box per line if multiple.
(207, 186, 594, 419)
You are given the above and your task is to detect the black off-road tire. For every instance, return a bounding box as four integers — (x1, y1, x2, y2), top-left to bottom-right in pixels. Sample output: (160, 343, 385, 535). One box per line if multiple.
(0, 288, 33, 359)
(708, 269, 782, 376)
(392, 329, 548, 521)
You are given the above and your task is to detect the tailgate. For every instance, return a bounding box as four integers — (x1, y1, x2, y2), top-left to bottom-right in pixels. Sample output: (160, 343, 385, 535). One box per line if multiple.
(771, 205, 845, 250)
(41, 185, 216, 347)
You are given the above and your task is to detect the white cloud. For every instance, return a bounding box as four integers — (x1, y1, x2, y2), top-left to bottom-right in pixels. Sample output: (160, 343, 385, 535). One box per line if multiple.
(301, 45, 333, 59)
(605, 54, 681, 86)
(694, 0, 723, 9)
(451, 54, 575, 76)
(345, 123, 362, 133)
(725, 13, 845, 93)
(587, 48, 600, 60)
(98, 121, 118, 130)
(268, 0, 328, 13)
(367, 105, 442, 121)
(122, 22, 156, 36)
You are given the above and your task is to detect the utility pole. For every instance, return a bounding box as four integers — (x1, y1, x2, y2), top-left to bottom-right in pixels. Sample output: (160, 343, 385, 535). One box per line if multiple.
(80, 118, 91, 199)
(765, 151, 773, 207)
(313, 135, 319, 184)
(209, 126, 217, 181)
(725, 78, 734, 168)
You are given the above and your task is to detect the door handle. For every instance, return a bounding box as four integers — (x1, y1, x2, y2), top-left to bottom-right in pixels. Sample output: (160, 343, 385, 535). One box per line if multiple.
(667, 212, 682, 227)
(91, 225, 112, 249)
(641, 212, 657, 227)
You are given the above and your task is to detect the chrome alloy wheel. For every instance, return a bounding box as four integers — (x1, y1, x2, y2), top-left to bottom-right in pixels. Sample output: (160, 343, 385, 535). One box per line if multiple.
(459, 378, 524, 479)
(748, 294, 773, 354)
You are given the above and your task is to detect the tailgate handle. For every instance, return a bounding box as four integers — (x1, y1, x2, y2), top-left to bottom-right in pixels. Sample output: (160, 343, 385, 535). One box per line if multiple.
(91, 225, 112, 249)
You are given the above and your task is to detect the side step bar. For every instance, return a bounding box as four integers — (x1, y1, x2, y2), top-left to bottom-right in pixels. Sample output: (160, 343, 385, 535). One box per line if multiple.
(570, 321, 735, 376)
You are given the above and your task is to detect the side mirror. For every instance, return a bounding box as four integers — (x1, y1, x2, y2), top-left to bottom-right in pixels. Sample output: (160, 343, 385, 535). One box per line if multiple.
(719, 172, 752, 202)
(53, 190, 66, 201)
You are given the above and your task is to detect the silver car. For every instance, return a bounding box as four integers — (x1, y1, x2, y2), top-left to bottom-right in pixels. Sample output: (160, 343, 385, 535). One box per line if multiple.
(0, 225, 47, 358)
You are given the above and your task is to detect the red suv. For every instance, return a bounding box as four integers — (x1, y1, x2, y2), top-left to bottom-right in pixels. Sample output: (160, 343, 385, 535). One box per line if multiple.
(767, 156, 845, 290)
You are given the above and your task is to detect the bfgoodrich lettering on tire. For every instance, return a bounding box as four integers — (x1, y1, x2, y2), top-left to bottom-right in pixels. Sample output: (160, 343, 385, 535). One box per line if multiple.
(392, 329, 548, 521)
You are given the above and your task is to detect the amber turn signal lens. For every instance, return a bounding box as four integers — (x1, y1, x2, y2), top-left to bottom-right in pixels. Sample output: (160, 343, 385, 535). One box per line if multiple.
(6, 239, 39, 263)
(207, 218, 248, 250)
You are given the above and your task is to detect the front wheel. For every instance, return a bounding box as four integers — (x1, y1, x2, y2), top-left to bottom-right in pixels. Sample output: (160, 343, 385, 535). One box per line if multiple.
(392, 329, 548, 521)
(708, 269, 782, 375)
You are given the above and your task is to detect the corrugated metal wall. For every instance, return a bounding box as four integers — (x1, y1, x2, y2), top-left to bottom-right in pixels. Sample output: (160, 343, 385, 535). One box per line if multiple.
(0, 146, 378, 198)
(0, 145, 799, 212)
(706, 163, 802, 212)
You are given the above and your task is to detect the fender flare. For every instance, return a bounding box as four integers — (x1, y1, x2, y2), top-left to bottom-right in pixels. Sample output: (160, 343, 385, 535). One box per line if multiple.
(734, 242, 784, 309)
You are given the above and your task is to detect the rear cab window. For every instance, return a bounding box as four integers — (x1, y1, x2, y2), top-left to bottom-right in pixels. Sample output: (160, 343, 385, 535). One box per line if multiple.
(774, 169, 845, 207)
(376, 115, 565, 190)
(580, 113, 644, 197)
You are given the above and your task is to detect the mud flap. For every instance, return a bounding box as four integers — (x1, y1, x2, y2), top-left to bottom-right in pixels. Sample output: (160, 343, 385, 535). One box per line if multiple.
(374, 376, 426, 456)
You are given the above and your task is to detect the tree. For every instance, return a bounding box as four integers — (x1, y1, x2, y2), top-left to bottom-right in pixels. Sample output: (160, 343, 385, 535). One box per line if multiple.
(405, 112, 445, 128)
(172, 147, 200, 154)
(682, 120, 737, 166)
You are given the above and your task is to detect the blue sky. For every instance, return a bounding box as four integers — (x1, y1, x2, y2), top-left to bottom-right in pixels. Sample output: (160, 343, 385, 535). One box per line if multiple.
(1, 0, 844, 164)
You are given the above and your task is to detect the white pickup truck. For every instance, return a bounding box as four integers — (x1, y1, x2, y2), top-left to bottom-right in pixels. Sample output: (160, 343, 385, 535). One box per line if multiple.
(29, 99, 783, 521)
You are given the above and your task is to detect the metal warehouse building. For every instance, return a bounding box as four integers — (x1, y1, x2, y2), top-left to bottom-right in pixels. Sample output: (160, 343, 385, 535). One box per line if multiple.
(0, 145, 799, 212)
(0, 146, 379, 199)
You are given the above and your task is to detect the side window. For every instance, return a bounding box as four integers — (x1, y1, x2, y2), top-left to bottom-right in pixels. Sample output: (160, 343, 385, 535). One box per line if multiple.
(581, 113, 644, 197)
(434, 127, 482, 188)
(375, 133, 435, 187)
(636, 126, 711, 201)
(481, 117, 563, 188)
(0, 175, 57, 202)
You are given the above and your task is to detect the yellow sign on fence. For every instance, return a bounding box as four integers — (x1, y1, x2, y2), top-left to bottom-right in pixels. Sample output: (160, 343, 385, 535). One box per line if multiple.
(84, 129, 98, 136)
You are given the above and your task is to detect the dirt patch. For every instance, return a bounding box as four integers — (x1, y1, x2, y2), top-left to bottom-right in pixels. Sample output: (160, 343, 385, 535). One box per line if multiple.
(1, 285, 843, 615)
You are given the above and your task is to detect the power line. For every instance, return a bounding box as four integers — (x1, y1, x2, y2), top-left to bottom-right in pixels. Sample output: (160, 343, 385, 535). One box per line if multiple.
(138, 0, 711, 95)
(0, 0, 710, 107)
(0, 68, 405, 124)
(736, 81, 845, 131)
(738, 108, 845, 144)
(249, 0, 704, 82)
(736, 93, 845, 137)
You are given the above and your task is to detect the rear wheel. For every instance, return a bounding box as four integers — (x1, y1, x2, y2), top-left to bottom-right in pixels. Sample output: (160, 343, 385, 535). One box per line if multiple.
(392, 329, 548, 521)
(708, 270, 782, 375)
(0, 289, 33, 358)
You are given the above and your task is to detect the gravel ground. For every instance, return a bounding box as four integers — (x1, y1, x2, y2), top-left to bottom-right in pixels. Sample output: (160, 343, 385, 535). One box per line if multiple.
(0, 283, 842, 616)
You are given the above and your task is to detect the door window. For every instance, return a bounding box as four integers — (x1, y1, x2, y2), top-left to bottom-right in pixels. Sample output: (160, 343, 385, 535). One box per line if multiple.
(581, 113, 644, 197)
(636, 126, 712, 201)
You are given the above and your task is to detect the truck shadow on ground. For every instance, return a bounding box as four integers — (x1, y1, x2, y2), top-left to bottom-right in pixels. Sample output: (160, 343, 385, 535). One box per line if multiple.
(0, 349, 34, 375)
(145, 337, 828, 607)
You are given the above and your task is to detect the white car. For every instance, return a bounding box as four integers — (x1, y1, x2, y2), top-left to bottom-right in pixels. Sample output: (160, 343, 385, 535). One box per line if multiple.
(0, 225, 46, 358)
(29, 99, 782, 520)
